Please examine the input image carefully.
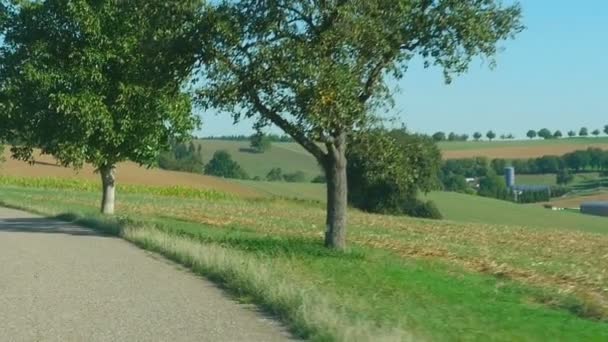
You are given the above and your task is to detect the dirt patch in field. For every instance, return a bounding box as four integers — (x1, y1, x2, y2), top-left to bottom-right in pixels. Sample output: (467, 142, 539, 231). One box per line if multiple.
(0, 150, 262, 198)
(548, 193, 608, 208)
(443, 143, 608, 159)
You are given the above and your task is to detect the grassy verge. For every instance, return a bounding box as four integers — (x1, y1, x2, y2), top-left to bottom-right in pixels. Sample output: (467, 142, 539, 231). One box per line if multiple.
(1, 184, 608, 341)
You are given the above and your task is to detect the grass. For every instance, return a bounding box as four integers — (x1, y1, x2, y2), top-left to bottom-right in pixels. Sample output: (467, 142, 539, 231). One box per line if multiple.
(425, 191, 608, 233)
(232, 179, 326, 202)
(197, 139, 321, 180)
(438, 137, 608, 151)
(1, 178, 608, 341)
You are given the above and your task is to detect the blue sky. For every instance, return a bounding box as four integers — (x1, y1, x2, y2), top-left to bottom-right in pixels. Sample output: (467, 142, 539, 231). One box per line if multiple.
(198, 0, 608, 138)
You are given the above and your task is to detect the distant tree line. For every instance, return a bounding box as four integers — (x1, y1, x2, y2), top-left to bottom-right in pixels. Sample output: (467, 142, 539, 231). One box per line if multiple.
(432, 130, 515, 142)
(527, 126, 608, 140)
(200, 134, 295, 143)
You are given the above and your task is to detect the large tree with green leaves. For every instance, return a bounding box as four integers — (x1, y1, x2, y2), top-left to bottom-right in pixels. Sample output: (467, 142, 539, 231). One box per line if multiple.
(198, 0, 523, 249)
(0, 0, 201, 214)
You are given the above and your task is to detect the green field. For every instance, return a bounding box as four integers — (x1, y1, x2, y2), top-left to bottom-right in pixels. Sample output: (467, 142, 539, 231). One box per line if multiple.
(438, 137, 608, 151)
(197, 139, 321, 180)
(1, 177, 607, 341)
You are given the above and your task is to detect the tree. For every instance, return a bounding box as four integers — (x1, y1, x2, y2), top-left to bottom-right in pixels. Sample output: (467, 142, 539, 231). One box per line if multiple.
(204, 151, 248, 179)
(266, 167, 284, 181)
(473, 132, 483, 141)
(580, 127, 589, 137)
(486, 131, 497, 142)
(199, 0, 523, 249)
(250, 131, 272, 153)
(604, 125, 608, 136)
(347, 128, 442, 218)
(592, 129, 601, 137)
(556, 169, 574, 185)
(478, 171, 509, 200)
(433, 132, 447, 142)
(526, 130, 537, 139)
(0, 0, 200, 214)
(553, 130, 563, 139)
(568, 130, 577, 138)
(537, 128, 552, 140)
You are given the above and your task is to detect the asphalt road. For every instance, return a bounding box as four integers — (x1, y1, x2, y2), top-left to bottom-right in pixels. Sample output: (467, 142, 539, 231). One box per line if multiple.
(0, 207, 292, 342)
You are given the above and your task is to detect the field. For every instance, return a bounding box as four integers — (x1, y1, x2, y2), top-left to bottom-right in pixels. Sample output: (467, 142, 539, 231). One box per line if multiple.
(196, 140, 322, 180)
(1, 176, 607, 340)
(440, 137, 608, 159)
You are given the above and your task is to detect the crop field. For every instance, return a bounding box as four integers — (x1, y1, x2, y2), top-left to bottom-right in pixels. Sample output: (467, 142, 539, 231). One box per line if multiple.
(0, 149, 262, 198)
(440, 137, 608, 159)
(1, 176, 607, 340)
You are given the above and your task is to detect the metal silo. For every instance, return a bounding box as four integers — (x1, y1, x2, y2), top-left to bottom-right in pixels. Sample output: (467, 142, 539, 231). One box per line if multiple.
(580, 202, 608, 217)
(504, 167, 515, 188)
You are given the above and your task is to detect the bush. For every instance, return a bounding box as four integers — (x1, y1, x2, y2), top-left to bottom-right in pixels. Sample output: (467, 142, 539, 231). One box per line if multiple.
(403, 199, 443, 220)
(441, 173, 469, 193)
(478, 172, 509, 200)
(311, 175, 326, 183)
(266, 167, 283, 181)
(158, 141, 204, 173)
(283, 171, 306, 183)
(347, 128, 442, 219)
(204, 150, 248, 179)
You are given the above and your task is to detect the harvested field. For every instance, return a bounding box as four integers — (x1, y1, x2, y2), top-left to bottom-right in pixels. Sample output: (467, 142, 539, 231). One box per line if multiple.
(0, 150, 262, 198)
(443, 143, 608, 159)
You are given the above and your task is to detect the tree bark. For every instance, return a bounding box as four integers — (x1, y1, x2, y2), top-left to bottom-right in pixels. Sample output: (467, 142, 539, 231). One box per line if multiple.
(324, 134, 348, 250)
(100, 165, 116, 215)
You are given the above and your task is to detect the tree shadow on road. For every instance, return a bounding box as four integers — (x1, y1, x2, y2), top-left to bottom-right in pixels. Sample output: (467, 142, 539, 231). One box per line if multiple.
(0, 217, 106, 237)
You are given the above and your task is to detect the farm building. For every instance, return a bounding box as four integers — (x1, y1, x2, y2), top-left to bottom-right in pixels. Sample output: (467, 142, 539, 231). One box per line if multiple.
(580, 202, 608, 217)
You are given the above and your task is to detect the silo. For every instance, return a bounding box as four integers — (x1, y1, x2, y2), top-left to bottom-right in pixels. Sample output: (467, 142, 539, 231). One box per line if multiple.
(580, 202, 608, 217)
(504, 167, 515, 188)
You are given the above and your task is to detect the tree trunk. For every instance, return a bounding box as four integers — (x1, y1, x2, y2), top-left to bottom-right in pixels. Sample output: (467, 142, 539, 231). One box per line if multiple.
(100, 165, 116, 215)
(324, 135, 348, 250)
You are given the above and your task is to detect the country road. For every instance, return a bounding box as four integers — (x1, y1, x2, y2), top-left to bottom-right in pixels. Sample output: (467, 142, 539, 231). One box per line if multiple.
(0, 207, 292, 342)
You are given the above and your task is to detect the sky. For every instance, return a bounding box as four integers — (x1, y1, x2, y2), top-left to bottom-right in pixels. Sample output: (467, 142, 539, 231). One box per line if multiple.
(197, 0, 608, 138)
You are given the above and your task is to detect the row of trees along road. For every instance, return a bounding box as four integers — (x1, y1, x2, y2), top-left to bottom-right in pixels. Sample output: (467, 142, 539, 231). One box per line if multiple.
(0, 1, 523, 250)
(528, 127, 608, 139)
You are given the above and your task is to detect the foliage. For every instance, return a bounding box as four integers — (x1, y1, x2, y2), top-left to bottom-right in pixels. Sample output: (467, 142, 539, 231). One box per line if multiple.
(568, 131, 577, 138)
(199, 0, 523, 248)
(478, 172, 509, 200)
(537, 128, 552, 140)
(0, 0, 199, 170)
(473, 132, 483, 141)
(579, 127, 589, 137)
(311, 175, 326, 184)
(592, 129, 601, 137)
(250, 131, 272, 153)
(604, 125, 608, 136)
(553, 130, 563, 139)
(158, 141, 204, 173)
(283, 171, 307, 183)
(202, 134, 295, 143)
(442, 157, 490, 178)
(516, 189, 550, 204)
(486, 131, 496, 141)
(432, 132, 447, 142)
(204, 150, 248, 179)
(441, 174, 473, 194)
(526, 130, 537, 139)
(266, 167, 284, 182)
(347, 128, 442, 219)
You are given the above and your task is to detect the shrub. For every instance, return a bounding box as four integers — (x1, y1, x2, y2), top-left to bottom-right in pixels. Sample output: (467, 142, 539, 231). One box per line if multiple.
(204, 150, 248, 179)
(283, 171, 306, 183)
(403, 199, 443, 220)
(266, 168, 284, 181)
(311, 175, 326, 183)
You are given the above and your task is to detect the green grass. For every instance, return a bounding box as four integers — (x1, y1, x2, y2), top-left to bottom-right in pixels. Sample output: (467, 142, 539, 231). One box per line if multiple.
(232, 179, 326, 202)
(1, 182, 607, 341)
(197, 139, 321, 180)
(438, 137, 608, 151)
(425, 191, 608, 234)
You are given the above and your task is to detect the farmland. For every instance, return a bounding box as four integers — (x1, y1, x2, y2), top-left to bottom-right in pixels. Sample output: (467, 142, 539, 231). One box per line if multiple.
(1, 178, 607, 340)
